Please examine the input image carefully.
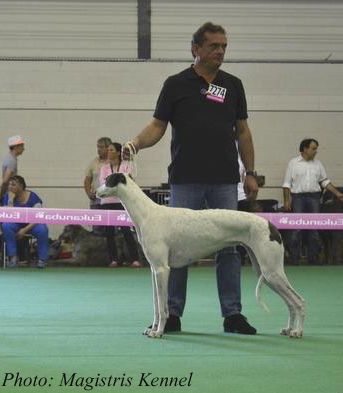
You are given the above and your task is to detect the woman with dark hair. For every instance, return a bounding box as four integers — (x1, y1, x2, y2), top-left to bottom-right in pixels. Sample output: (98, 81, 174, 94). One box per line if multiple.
(1, 175, 49, 268)
(99, 142, 141, 268)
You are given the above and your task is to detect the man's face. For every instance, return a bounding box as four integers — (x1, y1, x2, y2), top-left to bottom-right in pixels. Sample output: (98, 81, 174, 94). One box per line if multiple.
(303, 142, 318, 160)
(97, 143, 108, 159)
(193, 32, 227, 70)
(14, 144, 25, 155)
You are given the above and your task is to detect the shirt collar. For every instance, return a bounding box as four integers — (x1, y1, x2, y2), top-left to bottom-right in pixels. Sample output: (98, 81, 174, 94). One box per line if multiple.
(185, 65, 224, 83)
(296, 155, 316, 163)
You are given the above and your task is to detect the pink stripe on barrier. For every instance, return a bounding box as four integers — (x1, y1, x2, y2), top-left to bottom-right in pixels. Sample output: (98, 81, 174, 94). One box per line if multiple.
(257, 213, 343, 230)
(0, 207, 132, 227)
(0, 207, 343, 230)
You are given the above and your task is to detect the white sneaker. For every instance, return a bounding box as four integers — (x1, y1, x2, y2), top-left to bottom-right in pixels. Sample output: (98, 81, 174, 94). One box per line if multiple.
(7, 256, 18, 268)
(37, 260, 46, 269)
(7, 260, 18, 268)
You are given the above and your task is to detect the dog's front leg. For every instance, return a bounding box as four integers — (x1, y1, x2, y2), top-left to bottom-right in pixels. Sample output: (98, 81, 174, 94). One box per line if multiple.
(143, 267, 159, 336)
(147, 265, 170, 338)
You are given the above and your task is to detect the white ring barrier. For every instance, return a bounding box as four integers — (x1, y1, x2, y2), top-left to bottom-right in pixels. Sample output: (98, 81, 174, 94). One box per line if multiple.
(0, 207, 343, 230)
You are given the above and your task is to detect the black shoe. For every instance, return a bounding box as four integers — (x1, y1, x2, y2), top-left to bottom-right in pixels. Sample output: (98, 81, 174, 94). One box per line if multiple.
(223, 314, 257, 335)
(146, 315, 181, 333)
(164, 315, 181, 332)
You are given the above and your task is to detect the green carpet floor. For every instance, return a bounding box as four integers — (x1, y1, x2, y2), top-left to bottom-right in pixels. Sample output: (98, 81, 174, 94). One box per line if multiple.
(0, 266, 342, 393)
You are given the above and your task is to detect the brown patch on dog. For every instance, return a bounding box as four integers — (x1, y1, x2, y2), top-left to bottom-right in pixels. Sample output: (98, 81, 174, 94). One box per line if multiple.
(268, 222, 282, 244)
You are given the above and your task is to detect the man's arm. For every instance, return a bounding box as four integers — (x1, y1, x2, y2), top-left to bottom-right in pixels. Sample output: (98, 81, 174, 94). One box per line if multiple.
(282, 161, 293, 211)
(324, 183, 343, 201)
(0, 167, 14, 199)
(123, 118, 168, 159)
(84, 176, 96, 201)
(283, 187, 292, 211)
(236, 119, 258, 200)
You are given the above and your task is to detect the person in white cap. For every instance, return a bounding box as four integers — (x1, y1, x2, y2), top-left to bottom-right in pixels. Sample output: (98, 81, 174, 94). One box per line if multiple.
(1, 135, 25, 200)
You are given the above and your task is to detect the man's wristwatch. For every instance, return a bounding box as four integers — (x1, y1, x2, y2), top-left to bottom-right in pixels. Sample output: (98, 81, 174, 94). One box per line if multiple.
(245, 171, 257, 177)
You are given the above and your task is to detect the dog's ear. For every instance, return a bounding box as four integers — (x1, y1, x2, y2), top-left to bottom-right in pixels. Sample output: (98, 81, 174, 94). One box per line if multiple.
(105, 173, 127, 188)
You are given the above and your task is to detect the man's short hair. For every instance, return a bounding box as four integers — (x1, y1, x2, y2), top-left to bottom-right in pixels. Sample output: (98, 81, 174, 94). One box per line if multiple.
(299, 138, 319, 152)
(97, 137, 112, 147)
(192, 22, 226, 46)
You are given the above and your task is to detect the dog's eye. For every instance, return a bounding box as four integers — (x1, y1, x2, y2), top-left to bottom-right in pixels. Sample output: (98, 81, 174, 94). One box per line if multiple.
(105, 175, 114, 187)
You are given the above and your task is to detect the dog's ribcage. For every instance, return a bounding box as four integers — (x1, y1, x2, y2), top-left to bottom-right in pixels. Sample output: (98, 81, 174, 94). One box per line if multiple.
(138, 206, 276, 267)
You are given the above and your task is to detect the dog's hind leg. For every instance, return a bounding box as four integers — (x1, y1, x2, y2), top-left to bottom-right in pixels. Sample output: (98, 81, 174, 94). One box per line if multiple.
(248, 244, 305, 338)
(263, 271, 305, 338)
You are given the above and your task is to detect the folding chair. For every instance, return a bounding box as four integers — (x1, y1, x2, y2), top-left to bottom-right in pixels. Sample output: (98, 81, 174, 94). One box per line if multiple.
(2, 234, 35, 269)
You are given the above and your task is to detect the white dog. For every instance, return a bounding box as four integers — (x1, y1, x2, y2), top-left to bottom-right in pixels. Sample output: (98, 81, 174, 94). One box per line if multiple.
(97, 173, 305, 339)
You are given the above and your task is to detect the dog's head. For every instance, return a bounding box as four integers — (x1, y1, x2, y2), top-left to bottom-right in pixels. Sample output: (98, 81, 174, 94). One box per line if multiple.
(97, 173, 127, 198)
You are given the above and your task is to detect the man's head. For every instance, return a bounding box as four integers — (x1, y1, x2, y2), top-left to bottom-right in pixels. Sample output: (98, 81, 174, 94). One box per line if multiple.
(191, 22, 227, 70)
(97, 137, 112, 159)
(299, 138, 319, 161)
(8, 135, 25, 156)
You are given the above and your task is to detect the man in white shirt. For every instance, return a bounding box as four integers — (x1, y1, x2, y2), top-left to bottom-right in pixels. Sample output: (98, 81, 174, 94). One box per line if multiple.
(283, 138, 343, 265)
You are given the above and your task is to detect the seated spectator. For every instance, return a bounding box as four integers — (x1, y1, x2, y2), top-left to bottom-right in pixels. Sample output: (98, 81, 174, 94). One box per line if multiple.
(99, 142, 141, 268)
(1, 175, 49, 268)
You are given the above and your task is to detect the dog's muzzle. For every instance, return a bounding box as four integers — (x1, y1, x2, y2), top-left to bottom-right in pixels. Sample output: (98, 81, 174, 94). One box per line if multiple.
(96, 184, 110, 198)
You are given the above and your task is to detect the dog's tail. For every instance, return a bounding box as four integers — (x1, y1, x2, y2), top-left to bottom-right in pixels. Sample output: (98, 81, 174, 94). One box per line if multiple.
(255, 275, 270, 313)
(245, 245, 271, 312)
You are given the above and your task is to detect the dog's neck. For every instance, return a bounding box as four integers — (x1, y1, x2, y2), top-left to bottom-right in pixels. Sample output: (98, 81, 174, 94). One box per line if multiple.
(116, 177, 157, 227)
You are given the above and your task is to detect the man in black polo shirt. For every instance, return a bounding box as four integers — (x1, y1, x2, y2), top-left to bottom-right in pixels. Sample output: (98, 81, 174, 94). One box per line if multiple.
(123, 22, 258, 335)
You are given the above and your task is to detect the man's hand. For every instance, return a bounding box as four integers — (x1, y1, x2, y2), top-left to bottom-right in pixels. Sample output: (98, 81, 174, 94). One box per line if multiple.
(337, 192, 343, 202)
(122, 141, 137, 161)
(244, 175, 259, 200)
(283, 201, 292, 212)
(87, 191, 96, 201)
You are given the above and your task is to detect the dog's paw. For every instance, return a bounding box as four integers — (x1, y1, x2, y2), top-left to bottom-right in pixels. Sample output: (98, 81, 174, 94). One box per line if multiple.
(280, 327, 292, 336)
(147, 330, 164, 339)
(143, 324, 158, 336)
(280, 327, 303, 338)
(289, 329, 303, 338)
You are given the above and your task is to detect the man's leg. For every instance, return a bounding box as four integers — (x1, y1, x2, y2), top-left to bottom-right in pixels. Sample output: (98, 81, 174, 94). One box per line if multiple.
(206, 184, 256, 334)
(305, 194, 322, 265)
(290, 194, 305, 265)
(167, 184, 206, 329)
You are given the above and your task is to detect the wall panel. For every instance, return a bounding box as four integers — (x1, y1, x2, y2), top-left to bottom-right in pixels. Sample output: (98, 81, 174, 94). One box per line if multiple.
(151, 1, 343, 61)
(0, 0, 137, 59)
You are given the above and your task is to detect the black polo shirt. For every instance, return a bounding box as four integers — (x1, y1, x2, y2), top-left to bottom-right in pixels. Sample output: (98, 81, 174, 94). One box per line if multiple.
(154, 66, 248, 184)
